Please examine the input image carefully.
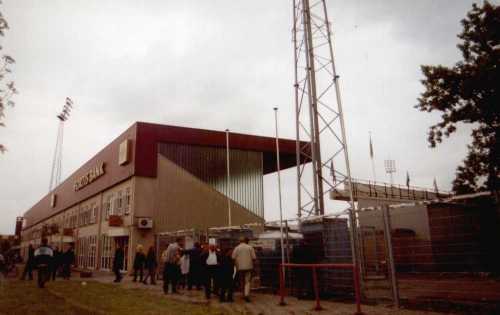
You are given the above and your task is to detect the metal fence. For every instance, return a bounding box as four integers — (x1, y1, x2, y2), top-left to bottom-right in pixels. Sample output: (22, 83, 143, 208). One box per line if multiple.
(267, 212, 360, 313)
(152, 200, 500, 313)
(356, 200, 500, 313)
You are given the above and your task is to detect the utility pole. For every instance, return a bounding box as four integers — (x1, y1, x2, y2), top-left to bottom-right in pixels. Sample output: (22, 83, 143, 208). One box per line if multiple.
(225, 129, 232, 227)
(49, 97, 73, 192)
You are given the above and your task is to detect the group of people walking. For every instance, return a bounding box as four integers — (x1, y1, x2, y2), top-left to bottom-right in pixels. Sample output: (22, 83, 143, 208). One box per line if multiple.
(20, 238, 75, 288)
(21, 235, 257, 302)
(116, 236, 257, 303)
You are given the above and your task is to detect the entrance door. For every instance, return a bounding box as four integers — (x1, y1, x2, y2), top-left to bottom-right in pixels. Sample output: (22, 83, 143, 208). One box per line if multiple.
(114, 236, 129, 272)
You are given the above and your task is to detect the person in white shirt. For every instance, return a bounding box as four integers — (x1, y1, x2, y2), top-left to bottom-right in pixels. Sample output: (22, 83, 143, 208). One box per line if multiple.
(201, 244, 220, 299)
(232, 237, 256, 302)
(179, 252, 190, 289)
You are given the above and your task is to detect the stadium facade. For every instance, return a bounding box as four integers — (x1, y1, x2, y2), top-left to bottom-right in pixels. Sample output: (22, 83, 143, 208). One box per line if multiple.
(20, 122, 304, 272)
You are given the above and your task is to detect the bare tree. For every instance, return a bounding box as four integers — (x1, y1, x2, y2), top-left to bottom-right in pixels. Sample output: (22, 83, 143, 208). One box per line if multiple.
(0, 1, 18, 153)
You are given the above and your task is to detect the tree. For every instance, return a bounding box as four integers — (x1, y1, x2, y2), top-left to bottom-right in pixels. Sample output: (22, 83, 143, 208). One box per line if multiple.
(0, 1, 18, 153)
(415, 1, 499, 195)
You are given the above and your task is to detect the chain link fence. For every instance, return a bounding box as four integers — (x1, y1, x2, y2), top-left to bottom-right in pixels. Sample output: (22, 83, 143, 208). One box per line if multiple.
(356, 196, 500, 313)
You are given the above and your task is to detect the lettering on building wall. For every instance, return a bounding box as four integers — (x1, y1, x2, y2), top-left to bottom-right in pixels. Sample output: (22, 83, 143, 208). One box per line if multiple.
(74, 162, 106, 191)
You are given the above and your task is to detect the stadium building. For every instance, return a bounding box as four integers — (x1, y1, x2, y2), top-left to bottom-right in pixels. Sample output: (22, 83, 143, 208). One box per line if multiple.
(20, 122, 304, 272)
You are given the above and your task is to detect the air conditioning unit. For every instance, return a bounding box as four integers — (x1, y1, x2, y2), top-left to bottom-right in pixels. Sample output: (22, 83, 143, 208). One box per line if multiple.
(137, 217, 153, 229)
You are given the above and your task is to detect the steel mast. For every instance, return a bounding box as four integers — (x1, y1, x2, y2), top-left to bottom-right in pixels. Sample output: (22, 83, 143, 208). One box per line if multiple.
(49, 97, 73, 192)
(293, 0, 356, 217)
(293, 3, 361, 311)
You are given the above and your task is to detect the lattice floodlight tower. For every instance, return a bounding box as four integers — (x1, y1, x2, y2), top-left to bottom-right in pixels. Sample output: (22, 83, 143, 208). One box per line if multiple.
(293, 0, 356, 218)
(49, 97, 73, 192)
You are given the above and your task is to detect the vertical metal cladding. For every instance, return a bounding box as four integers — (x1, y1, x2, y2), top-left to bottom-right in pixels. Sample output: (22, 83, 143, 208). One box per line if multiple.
(158, 143, 264, 218)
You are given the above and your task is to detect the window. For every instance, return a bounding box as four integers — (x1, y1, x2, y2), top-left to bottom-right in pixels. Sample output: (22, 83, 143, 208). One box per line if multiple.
(116, 190, 123, 215)
(100, 235, 113, 270)
(124, 187, 131, 215)
(104, 194, 113, 220)
(90, 203, 98, 224)
(77, 209, 82, 227)
(86, 207, 91, 225)
(70, 212, 77, 228)
(81, 207, 86, 226)
(82, 206, 88, 226)
(77, 235, 97, 270)
(77, 237, 85, 268)
(89, 235, 97, 269)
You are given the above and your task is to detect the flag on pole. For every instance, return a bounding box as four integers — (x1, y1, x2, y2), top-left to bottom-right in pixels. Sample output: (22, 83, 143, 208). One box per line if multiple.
(369, 133, 374, 159)
(433, 178, 439, 194)
(406, 171, 410, 188)
(330, 160, 336, 183)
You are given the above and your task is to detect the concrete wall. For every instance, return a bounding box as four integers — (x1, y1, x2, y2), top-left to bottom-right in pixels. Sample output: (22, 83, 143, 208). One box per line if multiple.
(358, 204, 431, 240)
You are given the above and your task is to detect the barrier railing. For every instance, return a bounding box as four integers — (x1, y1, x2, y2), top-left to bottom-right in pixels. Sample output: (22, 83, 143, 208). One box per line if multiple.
(278, 263, 363, 314)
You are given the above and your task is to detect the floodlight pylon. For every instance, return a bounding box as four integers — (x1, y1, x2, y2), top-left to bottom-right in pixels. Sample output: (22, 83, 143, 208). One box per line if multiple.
(49, 97, 73, 192)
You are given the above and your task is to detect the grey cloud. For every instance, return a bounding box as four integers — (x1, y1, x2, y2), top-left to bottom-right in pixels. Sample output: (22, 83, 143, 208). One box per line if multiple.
(0, 0, 479, 233)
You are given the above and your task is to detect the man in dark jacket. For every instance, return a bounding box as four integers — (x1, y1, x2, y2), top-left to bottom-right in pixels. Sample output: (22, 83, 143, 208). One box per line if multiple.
(34, 238, 53, 288)
(113, 243, 125, 283)
(62, 245, 75, 280)
(133, 245, 146, 282)
(21, 244, 35, 280)
(51, 246, 61, 281)
(187, 242, 202, 290)
(143, 246, 157, 285)
(219, 248, 235, 303)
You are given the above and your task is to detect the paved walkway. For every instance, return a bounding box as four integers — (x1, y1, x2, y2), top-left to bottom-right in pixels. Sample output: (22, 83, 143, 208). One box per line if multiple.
(83, 271, 447, 315)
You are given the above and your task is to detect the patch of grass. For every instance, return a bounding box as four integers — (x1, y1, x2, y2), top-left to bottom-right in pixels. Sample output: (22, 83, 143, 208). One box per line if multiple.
(0, 280, 86, 315)
(0, 280, 232, 315)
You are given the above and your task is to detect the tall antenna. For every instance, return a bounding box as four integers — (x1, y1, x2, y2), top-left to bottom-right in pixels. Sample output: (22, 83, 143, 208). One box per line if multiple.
(293, 0, 356, 217)
(49, 97, 73, 192)
(293, 4, 361, 312)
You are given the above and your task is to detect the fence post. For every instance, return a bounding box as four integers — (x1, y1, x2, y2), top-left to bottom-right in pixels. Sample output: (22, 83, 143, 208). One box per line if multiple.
(353, 263, 363, 315)
(312, 266, 322, 311)
(382, 205, 400, 308)
(279, 263, 286, 306)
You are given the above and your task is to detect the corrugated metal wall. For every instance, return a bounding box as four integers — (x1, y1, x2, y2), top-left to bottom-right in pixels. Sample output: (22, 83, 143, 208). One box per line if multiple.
(158, 143, 264, 218)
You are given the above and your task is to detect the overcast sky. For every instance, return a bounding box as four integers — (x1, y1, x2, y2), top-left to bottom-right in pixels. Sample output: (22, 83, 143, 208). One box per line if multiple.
(0, 0, 490, 234)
